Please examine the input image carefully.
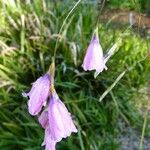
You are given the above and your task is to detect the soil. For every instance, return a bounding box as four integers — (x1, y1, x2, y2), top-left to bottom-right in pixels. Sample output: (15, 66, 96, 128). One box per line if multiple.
(100, 9, 150, 37)
(118, 120, 150, 150)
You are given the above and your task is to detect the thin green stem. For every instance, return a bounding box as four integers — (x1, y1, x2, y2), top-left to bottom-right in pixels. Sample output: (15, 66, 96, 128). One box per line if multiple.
(99, 56, 147, 102)
(99, 70, 126, 102)
(53, 0, 82, 61)
(139, 108, 148, 150)
(110, 91, 130, 125)
(95, 0, 106, 28)
(139, 82, 150, 150)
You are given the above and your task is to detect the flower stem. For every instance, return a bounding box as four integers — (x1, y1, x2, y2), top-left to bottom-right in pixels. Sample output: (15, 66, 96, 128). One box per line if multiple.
(139, 82, 150, 150)
(48, 57, 55, 83)
(139, 108, 148, 150)
(53, 0, 82, 61)
(95, 0, 106, 29)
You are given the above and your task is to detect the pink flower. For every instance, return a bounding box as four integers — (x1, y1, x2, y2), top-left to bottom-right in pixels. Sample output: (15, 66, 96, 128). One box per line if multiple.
(42, 127, 56, 150)
(23, 61, 78, 150)
(38, 89, 77, 150)
(39, 111, 57, 150)
(48, 90, 77, 142)
(82, 35, 107, 75)
(22, 74, 50, 116)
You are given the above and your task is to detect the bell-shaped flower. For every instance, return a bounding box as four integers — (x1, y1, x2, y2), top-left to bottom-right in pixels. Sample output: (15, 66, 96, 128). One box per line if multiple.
(82, 34, 107, 75)
(22, 74, 50, 116)
(48, 90, 77, 142)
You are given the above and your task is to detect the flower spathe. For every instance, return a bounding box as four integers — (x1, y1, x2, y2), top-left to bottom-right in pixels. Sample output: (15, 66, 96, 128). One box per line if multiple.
(48, 89, 77, 142)
(23, 74, 50, 116)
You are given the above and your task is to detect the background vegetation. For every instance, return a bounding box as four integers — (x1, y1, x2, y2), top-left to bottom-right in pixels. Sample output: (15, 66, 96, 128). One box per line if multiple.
(0, 0, 149, 150)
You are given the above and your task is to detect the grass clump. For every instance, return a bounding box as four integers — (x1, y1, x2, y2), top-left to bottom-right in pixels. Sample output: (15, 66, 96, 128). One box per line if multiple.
(0, 0, 149, 149)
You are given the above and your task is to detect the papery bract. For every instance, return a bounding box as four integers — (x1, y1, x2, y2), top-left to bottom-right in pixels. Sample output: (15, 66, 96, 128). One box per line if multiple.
(82, 35, 107, 75)
(23, 74, 50, 116)
(48, 91, 77, 142)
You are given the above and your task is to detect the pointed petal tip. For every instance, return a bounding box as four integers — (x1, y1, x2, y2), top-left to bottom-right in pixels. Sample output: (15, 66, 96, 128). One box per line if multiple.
(22, 92, 28, 97)
(73, 128, 78, 133)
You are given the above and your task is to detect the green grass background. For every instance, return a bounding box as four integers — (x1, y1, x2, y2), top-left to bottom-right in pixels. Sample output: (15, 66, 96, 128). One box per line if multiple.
(0, 0, 150, 150)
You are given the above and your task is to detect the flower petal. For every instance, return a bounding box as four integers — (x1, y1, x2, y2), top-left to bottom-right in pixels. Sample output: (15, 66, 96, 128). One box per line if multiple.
(38, 110, 48, 129)
(48, 91, 77, 142)
(42, 127, 56, 150)
(82, 35, 106, 74)
(24, 74, 50, 115)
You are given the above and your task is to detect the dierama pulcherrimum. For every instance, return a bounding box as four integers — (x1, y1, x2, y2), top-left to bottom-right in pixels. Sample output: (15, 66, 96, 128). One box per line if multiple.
(82, 27, 107, 77)
(25, 61, 78, 150)
(48, 88, 77, 143)
(22, 74, 50, 115)
(38, 86, 77, 149)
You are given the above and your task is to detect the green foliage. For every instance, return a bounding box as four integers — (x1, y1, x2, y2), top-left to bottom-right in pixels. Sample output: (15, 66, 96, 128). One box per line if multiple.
(106, 0, 137, 10)
(107, 0, 150, 14)
(0, 0, 149, 150)
(139, 0, 150, 14)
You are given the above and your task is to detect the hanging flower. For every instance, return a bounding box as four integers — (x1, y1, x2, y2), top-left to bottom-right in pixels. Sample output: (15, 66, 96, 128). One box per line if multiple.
(48, 89, 77, 142)
(82, 28, 107, 77)
(38, 88, 77, 150)
(22, 74, 50, 116)
(23, 60, 77, 150)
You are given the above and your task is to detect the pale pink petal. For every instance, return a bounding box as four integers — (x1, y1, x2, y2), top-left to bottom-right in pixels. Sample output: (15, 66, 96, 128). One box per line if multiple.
(82, 35, 106, 74)
(23, 74, 50, 115)
(45, 140, 56, 150)
(42, 127, 56, 150)
(38, 110, 48, 129)
(48, 91, 77, 142)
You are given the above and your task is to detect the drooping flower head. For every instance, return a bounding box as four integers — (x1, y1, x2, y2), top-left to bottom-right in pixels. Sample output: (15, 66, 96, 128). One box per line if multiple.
(48, 87, 77, 142)
(38, 87, 77, 150)
(23, 58, 77, 150)
(22, 73, 50, 115)
(82, 27, 107, 77)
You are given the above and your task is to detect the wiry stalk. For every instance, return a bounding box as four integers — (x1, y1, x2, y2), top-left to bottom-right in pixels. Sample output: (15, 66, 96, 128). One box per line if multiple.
(53, 0, 82, 61)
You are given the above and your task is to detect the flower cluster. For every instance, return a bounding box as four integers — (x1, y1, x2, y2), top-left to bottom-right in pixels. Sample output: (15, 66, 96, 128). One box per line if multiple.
(22, 27, 117, 149)
(23, 63, 77, 150)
